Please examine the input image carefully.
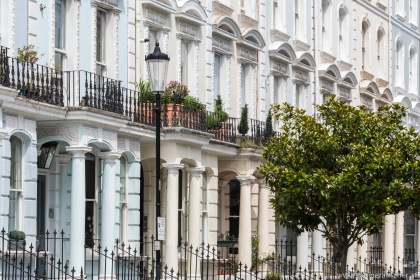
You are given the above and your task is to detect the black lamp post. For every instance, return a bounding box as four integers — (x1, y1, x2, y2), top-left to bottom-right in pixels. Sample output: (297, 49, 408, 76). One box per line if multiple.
(145, 42, 169, 280)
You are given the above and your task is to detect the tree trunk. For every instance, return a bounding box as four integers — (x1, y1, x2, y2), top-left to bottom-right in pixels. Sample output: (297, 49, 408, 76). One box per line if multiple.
(339, 245, 349, 280)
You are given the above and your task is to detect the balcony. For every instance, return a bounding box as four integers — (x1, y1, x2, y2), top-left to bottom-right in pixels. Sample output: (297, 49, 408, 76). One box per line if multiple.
(0, 45, 271, 146)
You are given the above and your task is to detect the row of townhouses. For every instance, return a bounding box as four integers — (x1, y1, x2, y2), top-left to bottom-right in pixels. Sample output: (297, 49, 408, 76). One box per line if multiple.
(0, 0, 419, 279)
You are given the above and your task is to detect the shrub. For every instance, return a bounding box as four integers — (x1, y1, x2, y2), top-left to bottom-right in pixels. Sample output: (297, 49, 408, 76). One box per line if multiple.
(16, 44, 42, 63)
(9, 230, 26, 240)
(207, 95, 229, 129)
(264, 109, 274, 140)
(238, 104, 249, 136)
(182, 96, 205, 111)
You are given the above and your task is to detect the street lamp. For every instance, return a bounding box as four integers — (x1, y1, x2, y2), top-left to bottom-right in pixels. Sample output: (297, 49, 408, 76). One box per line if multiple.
(145, 42, 169, 280)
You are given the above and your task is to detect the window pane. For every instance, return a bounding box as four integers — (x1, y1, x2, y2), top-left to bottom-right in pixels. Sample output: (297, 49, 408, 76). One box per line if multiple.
(214, 53, 221, 99)
(96, 10, 106, 62)
(55, 0, 65, 49)
(120, 156, 126, 202)
(8, 191, 19, 231)
(10, 136, 22, 190)
(181, 41, 188, 85)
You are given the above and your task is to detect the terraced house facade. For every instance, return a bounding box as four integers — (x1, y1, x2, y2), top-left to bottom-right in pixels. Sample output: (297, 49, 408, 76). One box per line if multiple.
(0, 0, 420, 279)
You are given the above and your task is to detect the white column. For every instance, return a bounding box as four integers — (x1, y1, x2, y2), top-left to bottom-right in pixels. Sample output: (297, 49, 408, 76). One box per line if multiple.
(237, 175, 255, 268)
(218, 180, 228, 239)
(187, 167, 205, 276)
(357, 235, 368, 272)
(98, 152, 120, 277)
(297, 231, 309, 270)
(312, 228, 323, 273)
(162, 163, 184, 273)
(347, 243, 356, 272)
(257, 179, 269, 258)
(58, 155, 71, 236)
(66, 145, 92, 272)
(384, 214, 395, 268)
(394, 212, 404, 268)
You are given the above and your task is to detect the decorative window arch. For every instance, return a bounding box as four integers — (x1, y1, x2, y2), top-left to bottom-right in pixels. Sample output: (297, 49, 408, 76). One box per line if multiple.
(395, 38, 404, 87)
(362, 20, 370, 71)
(377, 27, 385, 78)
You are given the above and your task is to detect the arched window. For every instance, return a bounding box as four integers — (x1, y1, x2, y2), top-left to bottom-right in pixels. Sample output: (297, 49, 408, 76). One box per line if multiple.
(8, 135, 23, 231)
(362, 21, 369, 70)
(229, 179, 240, 241)
(119, 154, 128, 244)
(396, 40, 404, 87)
(322, 0, 330, 51)
(338, 7, 348, 61)
(377, 30, 384, 74)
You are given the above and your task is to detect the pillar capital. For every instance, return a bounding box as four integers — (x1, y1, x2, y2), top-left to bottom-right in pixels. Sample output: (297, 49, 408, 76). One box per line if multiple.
(256, 179, 267, 188)
(66, 145, 92, 158)
(236, 175, 256, 186)
(187, 167, 205, 177)
(98, 151, 121, 163)
(162, 163, 184, 174)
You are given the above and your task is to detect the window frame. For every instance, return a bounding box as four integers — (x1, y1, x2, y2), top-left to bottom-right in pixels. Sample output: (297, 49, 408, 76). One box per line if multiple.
(119, 154, 128, 244)
(8, 135, 23, 232)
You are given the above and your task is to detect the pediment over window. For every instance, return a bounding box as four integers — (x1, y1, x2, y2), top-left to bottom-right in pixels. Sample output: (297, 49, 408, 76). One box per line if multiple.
(176, 0, 207, 25)
(394, 95, 412, 109)
(379, 88, 393, 101)
(142, 0, 177, 15)
(318, 64, 341, 82)
(341, 72, 357, 87)
(359, 80, 380, 96)
(268, 41, 296, 64)
(294, 52, 315, 72)
(213, 16, 241, 41)
(240, 28, 265, 50)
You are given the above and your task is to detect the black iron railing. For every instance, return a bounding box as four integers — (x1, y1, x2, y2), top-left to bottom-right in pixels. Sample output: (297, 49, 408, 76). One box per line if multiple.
(0, 45, 276, 146)
(1, 230, 419, 280)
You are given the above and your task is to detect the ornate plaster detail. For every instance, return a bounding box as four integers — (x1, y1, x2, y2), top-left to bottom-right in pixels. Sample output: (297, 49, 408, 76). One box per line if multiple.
(239, 47, 257, 62)
(11, 0, 16, 55)
(114, 11, 120, 80)
(117, 137, 125, 154)
(50, 0, 56, 67)
(145, 8, 168, 26)
(226, 56, 231, 109)
(177, 38, 182, 81)
(338, 87, 351, 100)
(76, 0, 81, 71)
(92, 6, 98, 73)
(178, 21, 199, 38)
(194, 41, 199, 96)
(129, 139, 140, 159)
(320, 79, 334, 94)
(293, 69, 309, 84)
(272, 62, 288, 75)
(103, 130, 117, 151)
(219, 160, 247, 176)
(212, 36, 231, 53)
(37, 126, 80, 145)
(83, 126, 98, 145)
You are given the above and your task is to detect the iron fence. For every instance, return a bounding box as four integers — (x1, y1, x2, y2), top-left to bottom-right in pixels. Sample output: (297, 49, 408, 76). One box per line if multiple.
(1, 230, 419, 280)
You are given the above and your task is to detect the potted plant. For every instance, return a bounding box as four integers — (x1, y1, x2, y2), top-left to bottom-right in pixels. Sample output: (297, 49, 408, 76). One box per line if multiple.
(137, 79, 155, 103)
(8, 230, 26, 250)
(238, 104, 249, 143)
(182, 96, 205, 111)
(264, 109, 274, 141)
(162, 81, 189, 104)
(207, 95, 229, 130)
(265, 272, 281, 280)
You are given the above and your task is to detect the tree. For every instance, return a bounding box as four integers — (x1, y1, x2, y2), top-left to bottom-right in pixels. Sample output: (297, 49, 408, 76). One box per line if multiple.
(264, 109, 274, 141)
(260, 98, 420, 276)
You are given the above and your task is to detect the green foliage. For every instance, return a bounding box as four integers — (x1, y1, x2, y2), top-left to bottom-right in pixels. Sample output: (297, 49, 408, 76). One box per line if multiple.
(207, 95, 229, 129)
(9, 230, 26, 240)
(16, 44, 42, 63)
(264, 109, 274, 140)
(238, 104, 249, 136)
(182, 96, 205, 111)
(251, 234, 260, 270)
(260, 98, 420, 274)
(137, 79, 155, 102)
(266, 272, 282, 280)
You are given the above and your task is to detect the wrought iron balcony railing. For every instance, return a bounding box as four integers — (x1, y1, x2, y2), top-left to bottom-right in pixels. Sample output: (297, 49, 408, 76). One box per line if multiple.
(0, 45, 274, 146)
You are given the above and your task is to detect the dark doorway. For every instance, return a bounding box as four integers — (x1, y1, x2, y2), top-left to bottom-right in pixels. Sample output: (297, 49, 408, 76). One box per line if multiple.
(36, 175, 46, 251)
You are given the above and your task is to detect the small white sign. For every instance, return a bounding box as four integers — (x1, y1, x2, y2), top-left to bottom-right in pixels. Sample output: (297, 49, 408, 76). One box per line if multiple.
(157, 217, 165, 241)
(154, 240, 161, 251)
